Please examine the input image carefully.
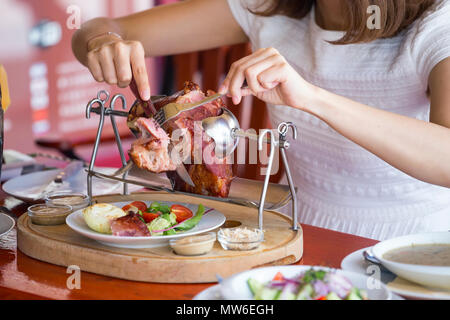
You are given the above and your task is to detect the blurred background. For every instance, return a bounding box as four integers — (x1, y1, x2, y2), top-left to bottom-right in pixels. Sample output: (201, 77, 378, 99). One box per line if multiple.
(0, 0, 280, 181)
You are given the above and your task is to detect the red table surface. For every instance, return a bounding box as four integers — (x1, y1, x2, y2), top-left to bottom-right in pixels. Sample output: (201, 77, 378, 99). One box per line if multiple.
(0, 191, 377, 300)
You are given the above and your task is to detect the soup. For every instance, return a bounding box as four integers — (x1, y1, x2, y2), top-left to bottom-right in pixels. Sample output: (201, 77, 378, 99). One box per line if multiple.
(383, 244, 450, 267)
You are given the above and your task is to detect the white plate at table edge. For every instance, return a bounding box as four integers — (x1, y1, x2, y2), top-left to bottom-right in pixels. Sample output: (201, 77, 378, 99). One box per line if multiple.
(218, 265, 393, 300)
(193, 283, 405, 300)
(193, 285, 223, 300)
(341, 247, 449, 300)
(66, 201, 226, 248)
(0, 212, 15, 238)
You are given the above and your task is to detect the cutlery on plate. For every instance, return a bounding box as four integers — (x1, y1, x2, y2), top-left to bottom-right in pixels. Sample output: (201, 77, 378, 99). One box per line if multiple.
(362, 249, 393, 274)
(35, 160, 85, 199)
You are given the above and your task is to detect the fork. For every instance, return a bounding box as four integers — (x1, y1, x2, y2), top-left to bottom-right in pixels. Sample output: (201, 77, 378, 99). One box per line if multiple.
(153, 92, 224, 126)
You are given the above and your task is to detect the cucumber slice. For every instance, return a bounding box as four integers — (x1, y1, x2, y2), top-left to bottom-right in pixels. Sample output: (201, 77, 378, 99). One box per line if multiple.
(255, 287, 281, 300)
(326, 292, 342, 300)
(247, 278, 264, 296)
(296, 284, 314, 300)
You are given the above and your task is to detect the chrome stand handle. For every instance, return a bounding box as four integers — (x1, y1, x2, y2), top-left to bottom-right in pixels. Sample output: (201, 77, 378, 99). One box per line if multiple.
(85, 90, 130, 204)
(256, 122, 299, 232)
(257, 129, 277, 230)
(278, 122, 299, 231)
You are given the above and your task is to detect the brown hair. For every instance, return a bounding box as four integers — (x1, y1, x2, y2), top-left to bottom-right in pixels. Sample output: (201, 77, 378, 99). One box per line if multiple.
(250, 0, 436, 44)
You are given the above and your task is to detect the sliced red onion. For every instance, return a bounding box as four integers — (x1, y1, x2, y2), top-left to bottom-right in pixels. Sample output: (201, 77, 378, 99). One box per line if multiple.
(285, 278, 302, 285)
(268, 281, 287, 288)
(325, 273, 353, 298)
(281, 283, 300, 297)
(313, 280, 330, 298)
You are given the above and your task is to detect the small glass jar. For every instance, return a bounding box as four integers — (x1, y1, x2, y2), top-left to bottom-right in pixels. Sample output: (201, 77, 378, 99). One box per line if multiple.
(45, 192, 89, 211)
(28, 204, 73, 226)
(218, 228, 264, 251)
(169, 232, 216, 256)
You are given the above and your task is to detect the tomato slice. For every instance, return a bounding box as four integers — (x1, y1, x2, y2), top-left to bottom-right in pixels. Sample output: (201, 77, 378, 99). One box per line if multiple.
(122, 204, 138, 213)
(170, 204, 193, 223)
(142, 212, 160, 223)
(122, 201, 147, 214)
(129, 201, 147, 212)
(272, 272, 284, 282)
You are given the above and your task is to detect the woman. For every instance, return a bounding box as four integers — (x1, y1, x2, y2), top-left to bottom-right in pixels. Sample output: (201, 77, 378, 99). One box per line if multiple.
(72, 0, 450, 240)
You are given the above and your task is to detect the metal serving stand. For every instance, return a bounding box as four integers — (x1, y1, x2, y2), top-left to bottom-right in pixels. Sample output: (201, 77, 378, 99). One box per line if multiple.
(85, 91, 299, 231)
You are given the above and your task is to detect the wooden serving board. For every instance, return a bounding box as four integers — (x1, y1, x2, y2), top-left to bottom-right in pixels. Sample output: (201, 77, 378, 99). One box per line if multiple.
(17, 192, 303, 283)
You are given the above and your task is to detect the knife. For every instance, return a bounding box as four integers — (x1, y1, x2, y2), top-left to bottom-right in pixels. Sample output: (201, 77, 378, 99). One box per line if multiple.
(168, 143, 195, 188)
(176, 165, 195, 188)
(112, 155, 195, 188)
(35, 160, 85, 199)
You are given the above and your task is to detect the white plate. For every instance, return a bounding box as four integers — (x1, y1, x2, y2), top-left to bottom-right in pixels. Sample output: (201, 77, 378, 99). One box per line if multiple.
(1, 150, 36, 182)
(193, 285, 222, 300)
(219, 265, 392, 300)
(341, 247, 450, 300)
(2, 167, 143, 203)
(371, 232, 450, 290)
(0, 212, 15, 237)
(66, 201, 226, 248)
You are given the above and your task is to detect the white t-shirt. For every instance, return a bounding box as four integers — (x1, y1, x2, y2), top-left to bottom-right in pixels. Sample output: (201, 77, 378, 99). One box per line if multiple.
(227, 0, 450, 240)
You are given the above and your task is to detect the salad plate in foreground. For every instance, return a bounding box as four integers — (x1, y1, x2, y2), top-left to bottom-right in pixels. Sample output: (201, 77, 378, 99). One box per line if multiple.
(66, 200, 225, 248)
(219, 266, 392, 300)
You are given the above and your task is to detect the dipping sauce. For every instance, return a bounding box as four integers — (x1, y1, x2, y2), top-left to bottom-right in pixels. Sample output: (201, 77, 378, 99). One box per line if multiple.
(218, 227, 264, 251)
(45, 192, 89, 211)
(169, 232, 216, 256)
(383, 244, 450, 267)
(28, 204, 73, 226)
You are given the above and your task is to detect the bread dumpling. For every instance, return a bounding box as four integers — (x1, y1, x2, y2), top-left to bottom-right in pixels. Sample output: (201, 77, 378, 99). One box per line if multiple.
(82, 203, 127, 234)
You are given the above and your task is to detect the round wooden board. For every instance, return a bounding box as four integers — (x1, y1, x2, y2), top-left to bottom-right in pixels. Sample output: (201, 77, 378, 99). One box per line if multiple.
(17, 192, 303, 283)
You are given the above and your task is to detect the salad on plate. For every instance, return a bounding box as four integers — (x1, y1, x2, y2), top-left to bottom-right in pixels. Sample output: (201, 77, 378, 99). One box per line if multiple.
(247, 268, 368, 300)
(82, 200, 209, 237)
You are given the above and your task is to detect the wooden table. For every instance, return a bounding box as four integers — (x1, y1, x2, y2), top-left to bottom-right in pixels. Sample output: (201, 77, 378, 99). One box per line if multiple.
(0, 191, 377, 300)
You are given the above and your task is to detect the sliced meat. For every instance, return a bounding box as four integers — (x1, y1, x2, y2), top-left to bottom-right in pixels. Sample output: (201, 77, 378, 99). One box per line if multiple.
(129, 81, 234, 198)
(129, 117, 177, 173)
(110, 213, 151, 237)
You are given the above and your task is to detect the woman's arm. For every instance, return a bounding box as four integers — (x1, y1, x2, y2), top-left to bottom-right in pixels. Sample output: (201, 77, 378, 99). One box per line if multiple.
(72, 0, 247, 99)
(308, 58, 450, 188)
(219, 48, 450, 188)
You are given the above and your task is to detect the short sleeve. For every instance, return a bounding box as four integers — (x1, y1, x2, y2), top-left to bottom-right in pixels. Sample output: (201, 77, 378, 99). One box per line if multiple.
(409, 0, 450, 82)
(226, 0, 259, 40)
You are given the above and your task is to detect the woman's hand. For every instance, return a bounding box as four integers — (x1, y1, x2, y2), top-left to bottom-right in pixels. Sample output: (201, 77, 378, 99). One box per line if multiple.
(219, 47, 314, 109)
(72, 0, 248, 102)
(85, 35, 150, 100)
